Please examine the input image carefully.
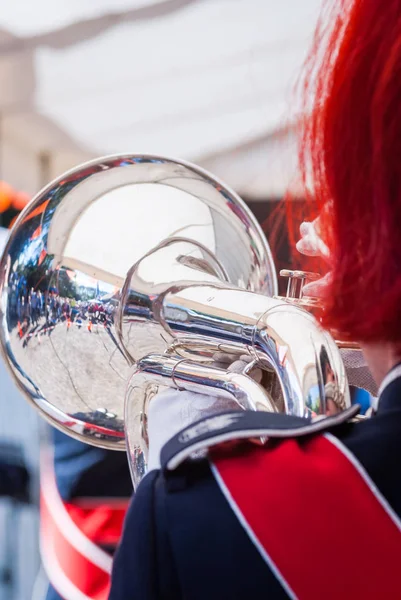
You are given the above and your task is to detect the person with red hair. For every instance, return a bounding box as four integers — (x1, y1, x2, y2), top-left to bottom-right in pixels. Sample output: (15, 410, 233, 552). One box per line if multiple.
(109, 2, 401, 598)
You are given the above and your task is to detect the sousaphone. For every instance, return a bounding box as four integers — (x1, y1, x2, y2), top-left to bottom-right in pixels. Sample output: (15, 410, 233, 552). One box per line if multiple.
(0, 155, 349, 488)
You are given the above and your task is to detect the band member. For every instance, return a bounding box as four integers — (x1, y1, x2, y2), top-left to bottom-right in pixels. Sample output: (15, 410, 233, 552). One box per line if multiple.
(109, 0, 401, 598)
(41, 429, 132, 600)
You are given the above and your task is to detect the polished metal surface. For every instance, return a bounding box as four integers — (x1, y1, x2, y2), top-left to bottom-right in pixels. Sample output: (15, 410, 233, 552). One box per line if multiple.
(124, 274, 349, 486)
(0, 154, 277, 449)
(0, 153, 350, 487)
(122, 241, 348, 420)
(125, 354, 276, 487)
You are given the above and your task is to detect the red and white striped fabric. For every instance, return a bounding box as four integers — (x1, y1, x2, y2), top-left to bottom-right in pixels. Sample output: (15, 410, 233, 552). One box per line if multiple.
(40, 450, 128, 600)
(211, 434, 401, 600)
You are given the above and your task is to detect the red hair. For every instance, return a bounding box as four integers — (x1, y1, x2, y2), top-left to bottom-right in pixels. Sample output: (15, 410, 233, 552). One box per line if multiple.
(297, 0, 401, 342)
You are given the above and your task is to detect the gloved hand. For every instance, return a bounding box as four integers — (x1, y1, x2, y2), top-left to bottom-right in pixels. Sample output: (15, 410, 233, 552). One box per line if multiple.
(147, 353, 262, 471)
(212, 352, 263, 384)
(296, 217, 330, 261)
(147, 388, 233, 471)
(296, 217, 331, 297)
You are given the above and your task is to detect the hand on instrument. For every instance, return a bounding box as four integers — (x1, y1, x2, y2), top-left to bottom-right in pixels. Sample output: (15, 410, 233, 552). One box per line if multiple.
(146, 353, 262, 471)
(296, 217, 331, 298)
(296, 217, 330, 261)
(212, 352, 263, 384)
(146, 388, 230, 470)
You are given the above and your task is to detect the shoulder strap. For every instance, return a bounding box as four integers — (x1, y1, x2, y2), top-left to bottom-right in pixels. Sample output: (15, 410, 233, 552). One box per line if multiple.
(160, 405, 360, 472)
(210, 433, 401, 600)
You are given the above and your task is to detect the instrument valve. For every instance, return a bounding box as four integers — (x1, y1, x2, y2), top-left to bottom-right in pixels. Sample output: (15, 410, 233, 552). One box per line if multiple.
(279, 269, 321, 301)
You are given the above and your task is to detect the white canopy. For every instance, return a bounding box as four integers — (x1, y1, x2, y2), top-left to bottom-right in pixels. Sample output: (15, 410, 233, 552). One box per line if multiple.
(0, 0, 322, 197)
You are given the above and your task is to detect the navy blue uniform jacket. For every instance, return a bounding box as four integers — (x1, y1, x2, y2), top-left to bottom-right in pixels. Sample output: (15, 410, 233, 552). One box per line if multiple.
(109, 372, 401, 600)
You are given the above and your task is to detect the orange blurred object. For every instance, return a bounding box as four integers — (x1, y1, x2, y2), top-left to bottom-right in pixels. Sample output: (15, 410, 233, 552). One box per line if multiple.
(13, 190, 31, 211)
(0, 181, 14, 213)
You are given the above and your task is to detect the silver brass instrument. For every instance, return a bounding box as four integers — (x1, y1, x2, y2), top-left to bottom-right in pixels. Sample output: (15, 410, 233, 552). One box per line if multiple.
(0, 155, 349, 488)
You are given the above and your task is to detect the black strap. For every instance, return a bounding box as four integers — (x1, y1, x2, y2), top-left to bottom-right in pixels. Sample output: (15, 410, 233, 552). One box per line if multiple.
(160, 405, 360, 472)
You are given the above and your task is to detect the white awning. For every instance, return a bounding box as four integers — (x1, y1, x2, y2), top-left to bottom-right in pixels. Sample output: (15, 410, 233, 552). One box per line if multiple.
(0, 0, 322, 197)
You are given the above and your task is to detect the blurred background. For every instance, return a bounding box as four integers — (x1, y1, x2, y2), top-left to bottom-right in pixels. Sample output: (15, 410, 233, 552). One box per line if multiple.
(0, 1, 323, 598)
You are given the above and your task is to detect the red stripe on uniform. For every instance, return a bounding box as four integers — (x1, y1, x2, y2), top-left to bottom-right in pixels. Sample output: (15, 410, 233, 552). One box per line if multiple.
(211, 435, 401, 600)
(41, 491, 111, 600)
(64, 503, 128, 546)
(39, 449, 129, 600)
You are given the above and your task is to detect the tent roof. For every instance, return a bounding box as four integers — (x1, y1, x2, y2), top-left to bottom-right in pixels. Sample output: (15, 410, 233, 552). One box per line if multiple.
(0, 0, 322, 196)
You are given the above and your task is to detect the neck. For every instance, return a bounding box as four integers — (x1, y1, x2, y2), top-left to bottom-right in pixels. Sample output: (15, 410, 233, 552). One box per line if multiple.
(361, 343, 401, 392)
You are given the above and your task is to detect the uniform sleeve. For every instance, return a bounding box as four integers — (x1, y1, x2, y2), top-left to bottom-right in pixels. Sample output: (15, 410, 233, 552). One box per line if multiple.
(110, 458, 290, 600)
(109, 470, 179, 600)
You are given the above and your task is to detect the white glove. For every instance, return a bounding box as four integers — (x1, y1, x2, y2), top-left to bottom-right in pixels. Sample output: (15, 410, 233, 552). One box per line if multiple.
(147, 353, 261, 471)
(296, 218, 330, 261)
(296, 218, 331, 297)
(211, 352, 263, 384)
(147, 388, 238, 471)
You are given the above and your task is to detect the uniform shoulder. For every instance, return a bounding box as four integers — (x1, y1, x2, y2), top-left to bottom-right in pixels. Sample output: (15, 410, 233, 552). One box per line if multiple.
(160, 406, 360, 474)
